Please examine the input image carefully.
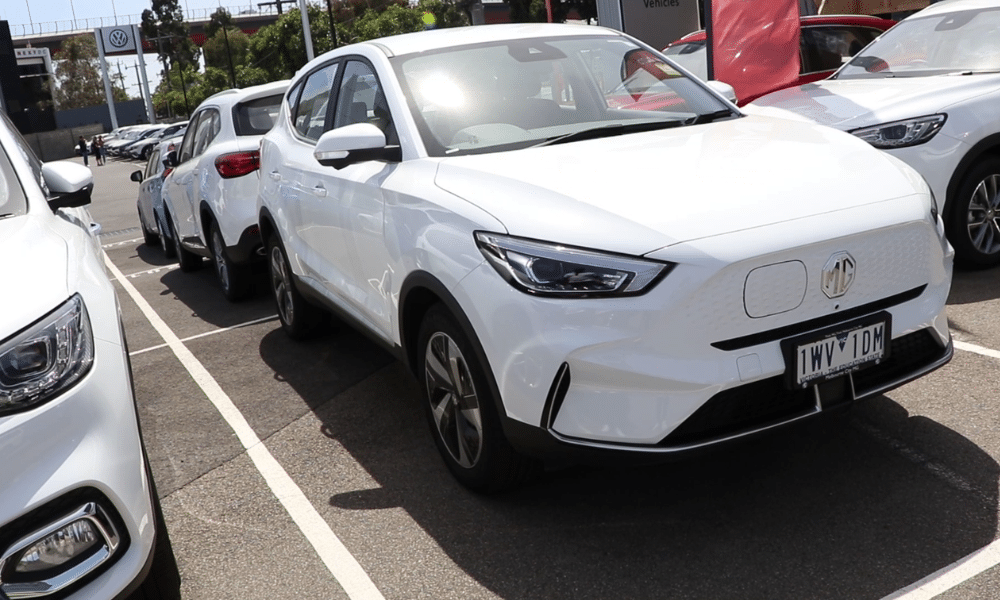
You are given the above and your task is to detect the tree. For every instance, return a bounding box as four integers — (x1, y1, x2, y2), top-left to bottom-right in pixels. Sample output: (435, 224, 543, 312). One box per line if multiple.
(53, 34, 127, 109)
(141, 0, 200, 78)
(205, 7, 235, 39)
(505, 0, 596, 24)
(246, 5, 335, 81)
(203, 27, 250, 87)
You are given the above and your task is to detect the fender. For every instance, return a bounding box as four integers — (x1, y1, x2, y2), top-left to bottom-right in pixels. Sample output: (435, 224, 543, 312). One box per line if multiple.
(945, 132, 1000, 219)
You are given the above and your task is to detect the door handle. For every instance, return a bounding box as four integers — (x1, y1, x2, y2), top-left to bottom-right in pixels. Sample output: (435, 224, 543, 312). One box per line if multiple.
(269, 171, 281, 181)
(312, 185, 328, 198)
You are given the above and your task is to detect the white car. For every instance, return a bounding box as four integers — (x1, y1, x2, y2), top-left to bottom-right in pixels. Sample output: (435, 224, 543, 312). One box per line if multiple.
(161, 80, 288, 301)
(258, 23, 954, 492)
(751, 0, 1000, 266)
(132, 135, 183, 254)
(0, 113, 175, 597)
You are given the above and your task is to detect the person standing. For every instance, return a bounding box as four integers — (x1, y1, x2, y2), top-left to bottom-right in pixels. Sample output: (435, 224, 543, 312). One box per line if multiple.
(78, 136, 89, 166)
(94, 136, 105, 166)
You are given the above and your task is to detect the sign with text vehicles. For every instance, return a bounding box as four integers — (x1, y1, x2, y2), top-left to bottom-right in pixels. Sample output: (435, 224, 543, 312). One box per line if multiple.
(619, 0, 700, 54)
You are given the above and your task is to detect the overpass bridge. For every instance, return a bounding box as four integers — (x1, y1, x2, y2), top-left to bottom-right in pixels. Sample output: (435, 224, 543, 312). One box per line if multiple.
(10, 5, 284, 57)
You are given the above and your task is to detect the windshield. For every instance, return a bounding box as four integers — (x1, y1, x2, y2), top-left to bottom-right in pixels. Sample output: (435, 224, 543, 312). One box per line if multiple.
(392, 35, 734, 157)
(836, 7, 1000, 79)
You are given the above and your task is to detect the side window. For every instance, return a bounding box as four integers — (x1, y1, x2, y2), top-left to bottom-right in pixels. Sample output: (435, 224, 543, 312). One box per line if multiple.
(333, 60, 397, 144)
(294, 62, 339, 141)
(193, 110, 220, 157)
(177, 112, 201, 163)
(145, 147, 161, 179)
(801, 26, 883, 74)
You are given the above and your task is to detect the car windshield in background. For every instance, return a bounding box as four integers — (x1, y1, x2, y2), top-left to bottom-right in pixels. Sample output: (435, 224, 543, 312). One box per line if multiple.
(662, 40, 708, 79)
(392, 35, 734, 157)
(234, 94, 283, 135)
(836, 7, 1000, 79)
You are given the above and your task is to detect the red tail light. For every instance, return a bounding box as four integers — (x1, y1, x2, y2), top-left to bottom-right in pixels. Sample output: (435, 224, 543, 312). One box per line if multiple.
(161, 167, 173, 180)
(215, 151, 260, 179)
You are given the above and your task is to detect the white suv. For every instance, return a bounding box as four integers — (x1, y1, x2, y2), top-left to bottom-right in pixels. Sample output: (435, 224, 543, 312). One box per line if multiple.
(161, 80, 288, 300)
(258, 25, 953, 492)
(0, 113, 176, 597)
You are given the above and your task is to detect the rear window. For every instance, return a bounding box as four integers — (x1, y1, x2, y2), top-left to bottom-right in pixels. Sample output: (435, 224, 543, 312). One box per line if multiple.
(234, 93, 283, 136)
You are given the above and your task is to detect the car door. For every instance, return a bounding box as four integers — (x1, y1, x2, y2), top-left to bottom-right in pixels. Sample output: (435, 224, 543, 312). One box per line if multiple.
(163, 111, 203, 244)
(138, 145, 164, 231)
(168, 108, 221, 248)
(317, 58, 399, 341)
(273, 61, 354, 299)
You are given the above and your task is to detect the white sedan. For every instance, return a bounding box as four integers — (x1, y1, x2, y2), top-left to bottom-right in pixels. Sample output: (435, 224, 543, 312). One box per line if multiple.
(258, 23, 954, 492)
(0, 112, 174, 597)
(751, 0, 1000, 266)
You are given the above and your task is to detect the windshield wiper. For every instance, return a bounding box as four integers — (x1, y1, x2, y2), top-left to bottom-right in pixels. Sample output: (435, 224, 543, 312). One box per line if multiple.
(684, 109, 737, 125)
(533, 120, 685, 147)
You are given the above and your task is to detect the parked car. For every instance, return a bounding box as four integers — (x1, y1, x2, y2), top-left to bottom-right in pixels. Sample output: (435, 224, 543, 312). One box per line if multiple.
(118, 125, 167, 160)
(257, 23, 953, 492)
(161, 80, 288, 300)
(0, 111, 176, 597)
(132, 135, 184, 254)
(104, 126, 153, 158)
(128, 122, 188, 161)
(752, 0, 1000, 266)
(663, 14, 896, 104)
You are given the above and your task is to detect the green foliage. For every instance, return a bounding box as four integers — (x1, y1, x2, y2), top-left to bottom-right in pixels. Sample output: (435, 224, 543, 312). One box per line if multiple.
(203, 27, 250, 84)
(152, 63, 204, 118)
(53, 35, 107, 109)
(337, 4, 425, 45)
(246, 6, 332, 81)
(505, 0, 596, 23)
(141, 0, 200, 76)
(206, 8, 236, 39)
(417, 0, 471, 28)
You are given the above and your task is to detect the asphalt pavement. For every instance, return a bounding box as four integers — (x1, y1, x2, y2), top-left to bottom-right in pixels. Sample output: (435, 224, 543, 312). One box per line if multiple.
(83, 154, 1000, 600)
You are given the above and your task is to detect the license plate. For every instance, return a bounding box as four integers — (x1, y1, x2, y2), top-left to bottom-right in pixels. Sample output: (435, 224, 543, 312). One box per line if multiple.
(782, 312, 891, 388)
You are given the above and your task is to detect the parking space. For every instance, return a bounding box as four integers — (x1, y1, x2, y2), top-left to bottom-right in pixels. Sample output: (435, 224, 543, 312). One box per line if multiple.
(86, 156, 1000, 599)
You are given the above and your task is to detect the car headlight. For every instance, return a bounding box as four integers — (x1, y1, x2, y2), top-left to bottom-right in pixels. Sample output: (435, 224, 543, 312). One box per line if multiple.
(850, 115, 946, 149)
(475, 232, 672, 297)
(0, 295, 94, 416)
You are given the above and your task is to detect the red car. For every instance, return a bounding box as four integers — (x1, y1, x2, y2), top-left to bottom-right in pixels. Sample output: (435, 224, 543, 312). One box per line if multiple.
(662, 14, 896, 104)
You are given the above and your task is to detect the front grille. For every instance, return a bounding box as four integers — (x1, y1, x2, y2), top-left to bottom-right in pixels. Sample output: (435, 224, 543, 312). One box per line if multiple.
(659, 328, 948, 448)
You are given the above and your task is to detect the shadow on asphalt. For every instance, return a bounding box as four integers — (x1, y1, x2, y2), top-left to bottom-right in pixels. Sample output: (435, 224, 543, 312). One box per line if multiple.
(257, 326, 998, 600)
(948, 264, 1000, 305)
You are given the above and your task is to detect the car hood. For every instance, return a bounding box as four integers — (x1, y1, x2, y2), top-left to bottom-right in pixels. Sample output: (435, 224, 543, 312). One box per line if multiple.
(433, 114, 927, 256)
(749, 75, 1000, 130)
(0, 215, 71, 340)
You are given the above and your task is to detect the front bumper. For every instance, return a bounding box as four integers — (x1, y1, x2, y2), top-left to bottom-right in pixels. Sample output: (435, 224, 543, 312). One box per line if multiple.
(0, 334, 155, 599)
(453, 203, 953, 460)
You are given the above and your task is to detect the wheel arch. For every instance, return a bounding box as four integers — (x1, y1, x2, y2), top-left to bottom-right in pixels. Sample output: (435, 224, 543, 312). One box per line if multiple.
(945, 132, 1000, 220)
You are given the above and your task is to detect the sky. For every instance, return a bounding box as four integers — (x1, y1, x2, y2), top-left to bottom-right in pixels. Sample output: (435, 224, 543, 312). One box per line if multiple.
(1, 1, 265, 107)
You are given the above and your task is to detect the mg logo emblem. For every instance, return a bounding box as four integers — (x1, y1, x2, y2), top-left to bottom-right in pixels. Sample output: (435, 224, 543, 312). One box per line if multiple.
(821, 252, 855, 298)
(109, 29, 130, 48)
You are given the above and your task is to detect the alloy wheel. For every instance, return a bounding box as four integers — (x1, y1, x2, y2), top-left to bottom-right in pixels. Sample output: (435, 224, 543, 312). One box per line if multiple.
(212, 229, 230, 294)
(270, 245, 295, 327)
(424, 332, 483, 469)
(967, 173, 1000, 257)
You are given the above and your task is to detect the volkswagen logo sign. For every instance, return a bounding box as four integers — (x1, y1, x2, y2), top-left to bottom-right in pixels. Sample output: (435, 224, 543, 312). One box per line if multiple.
(821, 252, 856, 299)
(108, 28, 130, 49)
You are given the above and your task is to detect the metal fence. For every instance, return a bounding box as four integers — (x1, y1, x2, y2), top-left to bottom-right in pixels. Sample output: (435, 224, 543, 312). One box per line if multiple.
(10, 5, 281, 38)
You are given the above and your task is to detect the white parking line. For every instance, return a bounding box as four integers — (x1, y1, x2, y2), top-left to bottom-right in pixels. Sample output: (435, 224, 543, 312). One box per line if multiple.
(129, 315, 279, 357)
(103, 237, 144, 249)
(954, 339, 1000, 361)
(104, 254, 386, 600)
(878, 338, 1000, 599)
(119, 264, 181, 279)
(882, 540, 1000, 600)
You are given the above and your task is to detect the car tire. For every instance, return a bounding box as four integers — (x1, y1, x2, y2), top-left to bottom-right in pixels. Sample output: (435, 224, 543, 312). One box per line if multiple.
(158, 211, 177, 259)
(210, 222, 251, 301)
(171, 221, 202, 272)
(139, 203, 159, 246)
(417, 304, 539, 493)
(948, 157, 1000, 267)
(267, 234, 326, 339)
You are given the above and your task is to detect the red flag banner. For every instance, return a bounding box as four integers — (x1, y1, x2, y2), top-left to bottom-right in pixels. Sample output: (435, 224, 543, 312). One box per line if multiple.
(710, 0, 801, 104)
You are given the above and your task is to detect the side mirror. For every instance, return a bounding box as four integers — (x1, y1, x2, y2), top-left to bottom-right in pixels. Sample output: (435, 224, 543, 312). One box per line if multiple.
(42, 161, 94, 210)
(130, 169, 144, 183)
(314, 123, 400, 170)
(707, 80, 738, 104)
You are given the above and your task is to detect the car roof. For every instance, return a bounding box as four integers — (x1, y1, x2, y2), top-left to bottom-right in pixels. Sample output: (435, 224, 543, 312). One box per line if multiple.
(667, 14, 896, 45)
(354, 23, 622, 58)
(916, 0, 997, 17)
(202, 80, 290, 107)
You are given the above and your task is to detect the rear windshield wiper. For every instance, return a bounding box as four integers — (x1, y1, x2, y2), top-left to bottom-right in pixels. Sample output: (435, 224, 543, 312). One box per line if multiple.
(533, 120, 685, 148)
